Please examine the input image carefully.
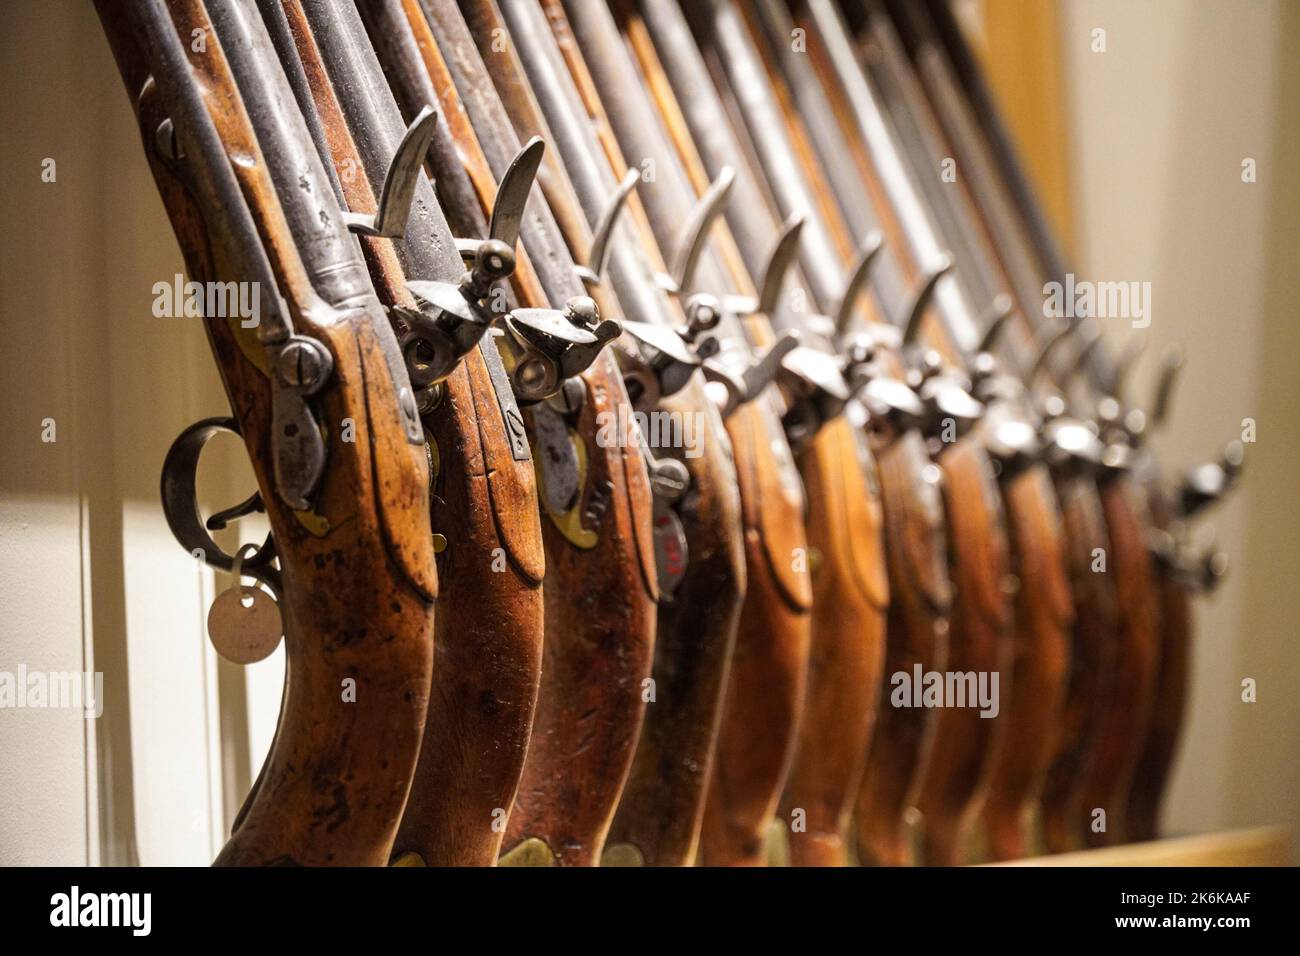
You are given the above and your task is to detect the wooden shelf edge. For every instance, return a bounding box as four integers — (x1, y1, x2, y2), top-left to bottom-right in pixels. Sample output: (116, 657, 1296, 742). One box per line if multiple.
(990, 826, 1292, 867)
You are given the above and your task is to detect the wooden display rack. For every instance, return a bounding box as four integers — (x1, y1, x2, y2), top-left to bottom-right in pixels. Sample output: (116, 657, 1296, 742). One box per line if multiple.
(998, 826, 1290, 866)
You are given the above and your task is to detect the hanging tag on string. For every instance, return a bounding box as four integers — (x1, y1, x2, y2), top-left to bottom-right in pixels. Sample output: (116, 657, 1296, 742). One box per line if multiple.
(207, 542, 283, 664)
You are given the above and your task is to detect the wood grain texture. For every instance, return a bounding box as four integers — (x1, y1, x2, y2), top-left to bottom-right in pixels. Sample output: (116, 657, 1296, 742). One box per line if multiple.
(780, 417, 888, 867)
(282, 0, 545, 866)
(454, 0, 769, 868)
(604, 381, 746, 867)
(607, 0, 893, 867)
(1125, 480, 1188, 843)
(855, 428, 951, 866)
(450, 0, 770, 867)
(912, 436, 1012, 865)
(411, 0, 662, 865)
(981, 463, 1073, 861)
(98, 0, 436, 865)
(504, 352, 657, 865)
(1076, 476, 1160, 847)
(695, 395, 812, 867)
(1041, 475, 1117, 854)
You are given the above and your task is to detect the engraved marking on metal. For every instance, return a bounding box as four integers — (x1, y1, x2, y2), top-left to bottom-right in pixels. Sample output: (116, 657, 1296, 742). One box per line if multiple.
(481, 332, 531, 461)
(652, 500, 690, 596)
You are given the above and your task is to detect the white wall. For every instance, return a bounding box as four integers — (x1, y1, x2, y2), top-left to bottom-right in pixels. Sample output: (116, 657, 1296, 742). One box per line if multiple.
(0, 1, 282, 865)
(1059, 0, 1300, 852)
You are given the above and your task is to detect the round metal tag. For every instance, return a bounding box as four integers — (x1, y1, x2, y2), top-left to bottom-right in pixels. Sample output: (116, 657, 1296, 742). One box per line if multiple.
(207, 585, 283, 664)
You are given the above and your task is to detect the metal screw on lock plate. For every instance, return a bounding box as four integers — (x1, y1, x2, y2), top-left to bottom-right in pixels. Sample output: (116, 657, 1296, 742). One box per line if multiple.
(276, 338, 331, 390)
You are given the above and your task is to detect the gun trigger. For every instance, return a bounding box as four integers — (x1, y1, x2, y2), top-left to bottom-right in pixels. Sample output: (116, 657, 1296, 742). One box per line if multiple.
(343, 105, 438, 238)
(160, 417, 282, 600)
(206, 491, 265, 532)
(577, 169, 639, 289)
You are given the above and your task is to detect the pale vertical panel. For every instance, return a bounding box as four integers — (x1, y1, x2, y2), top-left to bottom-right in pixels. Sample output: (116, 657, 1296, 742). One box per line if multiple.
(120, 505, 218, 865)
(0, 0, 263, 864)
(199, 567, 227, 859)
(0, 497, 92, 865)
(1226, 0, 1300, 851)
(0, 0, 98, 866)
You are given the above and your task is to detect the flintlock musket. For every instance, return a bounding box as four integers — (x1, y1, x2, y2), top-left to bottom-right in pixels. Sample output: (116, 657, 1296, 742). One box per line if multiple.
(749, 0, 1019, 866)
(632, 0, 953, 867)
(552, 0, 892, 867)
(680, 0, 1019, 867)
(794, 0, 1077, 861)
(263, 0, 551, 866)
(478, 0, 816, 867)
(99, 0, 438, 865)
(895, 0, 1233, 848)
(360, 0, 741, 865)
(418, 0, 670, 868)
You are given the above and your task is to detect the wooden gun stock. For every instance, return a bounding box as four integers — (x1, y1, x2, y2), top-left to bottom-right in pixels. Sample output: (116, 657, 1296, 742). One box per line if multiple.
(720, 0, 1016, 868)
(280, 0, 545, 866)
(779, 416, 888, 866)
(98, 0, 437, 865)
(1041, 476, 1117, 853)
(1077, 477, 1160, 846)
(1125, 481, 1185, 843)
(422, 0, 659, 865)
(912, 436, 1010, 865)
(602, 402, 746, 867)
(857, 429, 951, 866)
(624, 0, 911, 866)
(496, 0, 804, 868)
(979, 463, 1073, 860)
(549, 0, 873, 868)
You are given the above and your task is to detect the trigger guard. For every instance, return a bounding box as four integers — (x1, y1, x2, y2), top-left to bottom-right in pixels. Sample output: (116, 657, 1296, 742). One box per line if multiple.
(160, 417, 282, 600)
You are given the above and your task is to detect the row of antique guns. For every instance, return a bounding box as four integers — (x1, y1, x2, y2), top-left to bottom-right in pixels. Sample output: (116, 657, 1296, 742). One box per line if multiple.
(100, 0, 1241, 866)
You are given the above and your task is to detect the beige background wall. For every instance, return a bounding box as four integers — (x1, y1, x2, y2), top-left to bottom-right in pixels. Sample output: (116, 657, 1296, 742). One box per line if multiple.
(0, 1, 280, 865)
(0, 1, 1295, 864)
(1056, 0, 1300, 855)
